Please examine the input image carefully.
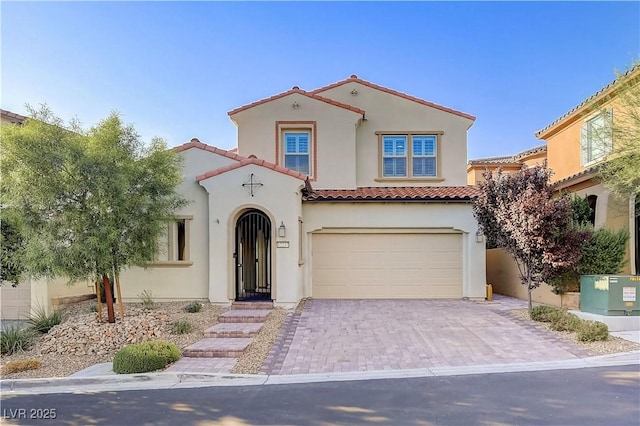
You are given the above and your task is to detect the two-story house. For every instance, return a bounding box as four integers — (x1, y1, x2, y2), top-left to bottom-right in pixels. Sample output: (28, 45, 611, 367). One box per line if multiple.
(117, 75, 486, 307)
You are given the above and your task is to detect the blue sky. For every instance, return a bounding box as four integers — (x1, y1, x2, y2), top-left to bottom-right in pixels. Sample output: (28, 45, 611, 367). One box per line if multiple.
(2, 2, 638, 159)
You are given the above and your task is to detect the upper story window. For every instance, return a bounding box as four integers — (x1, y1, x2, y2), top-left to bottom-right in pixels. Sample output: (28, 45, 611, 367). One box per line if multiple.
(284, 132, 310, 175)
(581, 110, 612, 166)
(276, 121, 316, 179)
(378, 132, 442, 179)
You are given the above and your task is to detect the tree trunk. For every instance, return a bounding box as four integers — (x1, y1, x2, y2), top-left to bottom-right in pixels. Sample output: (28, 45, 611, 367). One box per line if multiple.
(528, 287, 533, 314)
(115, 273, 124, 319)
(102, 274, 116, 323)
(95, 280, 103, 322)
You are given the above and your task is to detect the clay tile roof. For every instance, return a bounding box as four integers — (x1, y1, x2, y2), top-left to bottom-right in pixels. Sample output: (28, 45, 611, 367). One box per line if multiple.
(196, 157, 308, 182)
(304, 186, 479, 202)
(173, 138, 246, 161)
(468, 144, 547, 166)
(535, 64, 640, 139)
(311, 75, 476, 121)
(227, 87, 365, 116)
(552, 165, 599, 190)
(1, 108, 27, 124)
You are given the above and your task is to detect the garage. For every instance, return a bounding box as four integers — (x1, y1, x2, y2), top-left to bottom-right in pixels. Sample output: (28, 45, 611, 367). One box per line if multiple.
(0, 283, 31, 320)
(311, 232, 463, 299)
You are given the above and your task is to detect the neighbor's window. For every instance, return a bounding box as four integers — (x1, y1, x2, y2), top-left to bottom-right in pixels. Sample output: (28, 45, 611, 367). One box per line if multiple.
(284, 132, 310, 175)
(581, 110, 613, 166)
(379, 132, 441, 178)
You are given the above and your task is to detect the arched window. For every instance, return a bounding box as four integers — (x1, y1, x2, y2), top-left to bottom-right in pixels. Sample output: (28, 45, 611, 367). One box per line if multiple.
(587, 195, 597, 227)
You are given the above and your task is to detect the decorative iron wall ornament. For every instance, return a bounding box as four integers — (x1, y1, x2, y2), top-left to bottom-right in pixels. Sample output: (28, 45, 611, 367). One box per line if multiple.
(242, 173, 264, 197)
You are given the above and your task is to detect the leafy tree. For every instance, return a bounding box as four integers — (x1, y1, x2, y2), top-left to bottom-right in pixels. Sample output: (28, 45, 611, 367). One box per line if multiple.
(594, 63, 640, 207)
(473, 165, 590, 311)
(0, 105, 186, 323)
(0, 216, 24, 286)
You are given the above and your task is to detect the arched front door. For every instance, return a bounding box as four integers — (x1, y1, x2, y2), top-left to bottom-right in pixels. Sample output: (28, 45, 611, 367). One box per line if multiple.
(234, 209, 272, 301)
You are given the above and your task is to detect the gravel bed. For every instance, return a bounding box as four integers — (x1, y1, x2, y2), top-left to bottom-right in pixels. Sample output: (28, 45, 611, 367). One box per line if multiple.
(510, 308, 640, 355)
(1, 300, 227, 380)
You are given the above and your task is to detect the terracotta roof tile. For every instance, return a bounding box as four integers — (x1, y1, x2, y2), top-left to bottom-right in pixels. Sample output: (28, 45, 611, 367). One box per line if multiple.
(468, 144, 546, 166)
(228, 87, 365, 116)
(174, 138, 246, 161)
(1, 109, 27, 124)
(311, 75, 475, 121)
(304, 186, 478, 202)
(196, 157, 308, 182)
(552, 166, 599, 190)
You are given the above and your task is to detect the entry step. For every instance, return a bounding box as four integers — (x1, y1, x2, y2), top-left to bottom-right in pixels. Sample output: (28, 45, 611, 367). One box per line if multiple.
(219, 310, 271, 323)
(204, 322, 263, 338)
(232, 301, 274, 310)
(182, 338, 252, 358)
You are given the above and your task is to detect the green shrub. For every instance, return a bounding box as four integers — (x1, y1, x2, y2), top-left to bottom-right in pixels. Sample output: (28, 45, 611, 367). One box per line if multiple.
(184, 301, 202, 313)
(112, 340, 181, 374)
(549, 311, 581, 332)
(1, 325, 34, 355)
(530, 305, 560, 322)
(27, 306, 62, 334)
(138, 290, 155, 310)
(578, 321, 609, 342)
(577, 228, 629, 275)
(171, 320, 193, 334)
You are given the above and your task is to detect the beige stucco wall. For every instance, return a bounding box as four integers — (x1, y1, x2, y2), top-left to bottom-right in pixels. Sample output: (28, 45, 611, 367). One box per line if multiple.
(486, 248, 565, 307)
(118, 147, 237, 301)
(199, 164, 305, 308)
(317, 82, 474, 187)
(232, 93, 362, 189)
(301, 202, 486, 299)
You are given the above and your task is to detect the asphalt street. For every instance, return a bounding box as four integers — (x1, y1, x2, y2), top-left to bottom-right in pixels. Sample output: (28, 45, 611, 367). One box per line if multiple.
(1, 365, 639, 426)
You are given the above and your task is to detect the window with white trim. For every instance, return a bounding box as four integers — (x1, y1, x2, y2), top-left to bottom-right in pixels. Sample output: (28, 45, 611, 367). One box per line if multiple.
(284, 132, 310, 175)
(581, 110, 612, 166)
(379, 132, 440, 178)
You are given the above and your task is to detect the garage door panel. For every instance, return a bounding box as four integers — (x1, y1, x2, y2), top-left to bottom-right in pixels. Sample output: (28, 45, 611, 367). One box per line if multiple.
(312, 233, 462, 299)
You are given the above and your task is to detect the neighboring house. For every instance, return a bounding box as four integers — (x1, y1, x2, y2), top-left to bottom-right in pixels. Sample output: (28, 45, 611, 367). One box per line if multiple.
(1, 77, 487, 312)
(466, 145, 547, 185)
(535, 65, 639, 276)
(469, 66, 639, 307)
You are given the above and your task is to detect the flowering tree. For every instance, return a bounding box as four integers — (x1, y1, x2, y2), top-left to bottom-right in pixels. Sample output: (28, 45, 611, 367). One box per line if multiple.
(473, 165, 590, 311)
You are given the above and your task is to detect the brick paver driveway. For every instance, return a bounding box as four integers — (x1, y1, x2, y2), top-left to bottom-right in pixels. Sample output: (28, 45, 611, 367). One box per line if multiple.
(262, 297, 589, 375)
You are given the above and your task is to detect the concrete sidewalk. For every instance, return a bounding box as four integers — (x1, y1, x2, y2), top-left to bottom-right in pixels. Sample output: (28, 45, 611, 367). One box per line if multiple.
(2, 350, 639, 395)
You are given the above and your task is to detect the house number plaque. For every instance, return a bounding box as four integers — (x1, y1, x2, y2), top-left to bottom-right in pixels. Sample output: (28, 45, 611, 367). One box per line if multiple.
(276, 241, 290, 248)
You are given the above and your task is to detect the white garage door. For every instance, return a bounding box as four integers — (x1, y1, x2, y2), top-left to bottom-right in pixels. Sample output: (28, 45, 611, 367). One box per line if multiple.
(312, 233, 462, 299)
(0, 283, 31, 320)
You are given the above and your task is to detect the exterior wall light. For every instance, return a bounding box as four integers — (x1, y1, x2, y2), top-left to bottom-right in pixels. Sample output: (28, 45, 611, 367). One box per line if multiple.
(278, 221, 286, 238)
(476, 229, 484, 243)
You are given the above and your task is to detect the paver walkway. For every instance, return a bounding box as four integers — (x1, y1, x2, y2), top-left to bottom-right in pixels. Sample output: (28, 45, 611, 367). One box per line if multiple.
(166, 302, 272, 374)
(261, 297, 589, 375)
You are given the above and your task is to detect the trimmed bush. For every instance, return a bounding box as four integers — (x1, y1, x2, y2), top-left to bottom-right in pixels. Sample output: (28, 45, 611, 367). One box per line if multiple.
(1, 325, 34, 355)
(530, 305, 560, 322)
(112, 340, 181, 374)
(27, 306, 62, 334)
(171, 320, 193, 335)
(184, 301, 203, 313)
(549, 311, 581, 332)
(2, 359, 41, 374)
(578, 321, 609, 342)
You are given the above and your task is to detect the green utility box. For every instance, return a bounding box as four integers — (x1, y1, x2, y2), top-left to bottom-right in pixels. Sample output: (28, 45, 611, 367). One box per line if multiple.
(580, 275, 640, 316)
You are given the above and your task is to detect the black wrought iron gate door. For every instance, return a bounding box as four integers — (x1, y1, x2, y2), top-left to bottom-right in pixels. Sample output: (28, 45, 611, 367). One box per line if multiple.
(235, 210, 272, 301)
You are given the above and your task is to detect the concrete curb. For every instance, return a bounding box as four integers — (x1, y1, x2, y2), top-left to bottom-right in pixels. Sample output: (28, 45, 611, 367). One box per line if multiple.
(2, 350, 639, 395)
